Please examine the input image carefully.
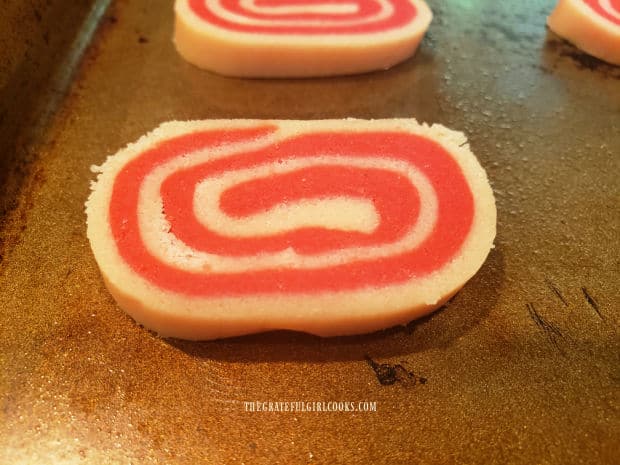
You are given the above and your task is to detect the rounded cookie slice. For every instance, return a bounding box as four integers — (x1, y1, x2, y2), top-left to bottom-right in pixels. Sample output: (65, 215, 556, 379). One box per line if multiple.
(548, 0, 620, 65)
(86, 119, 496, 340)
(173, 0, 433, 77)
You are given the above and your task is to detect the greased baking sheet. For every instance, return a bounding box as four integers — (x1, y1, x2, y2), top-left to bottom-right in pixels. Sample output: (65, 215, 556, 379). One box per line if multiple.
(0, 0, 618, 463)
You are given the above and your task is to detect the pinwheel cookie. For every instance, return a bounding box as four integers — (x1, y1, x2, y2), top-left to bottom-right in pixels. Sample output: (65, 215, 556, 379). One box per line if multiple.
(173, 0, 433, 77)
(548, 0, 620, 65)
(86, 119, 496, 340)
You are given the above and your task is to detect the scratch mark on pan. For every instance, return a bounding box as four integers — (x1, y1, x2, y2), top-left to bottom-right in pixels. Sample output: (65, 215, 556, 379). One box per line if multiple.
(545, 278, 568, 307)
(581, 287, 604, 320)
(526, 303, 565, 355)
(364, 355, 427, 386)
(199, 373, 245, 407)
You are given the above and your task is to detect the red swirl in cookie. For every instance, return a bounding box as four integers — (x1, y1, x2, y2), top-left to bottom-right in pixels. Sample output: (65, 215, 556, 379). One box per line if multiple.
(187, 0, 417, 34)
(86, 120, 496, 340)
(583, 0, 620, 25)
(109, 128, 470, 295)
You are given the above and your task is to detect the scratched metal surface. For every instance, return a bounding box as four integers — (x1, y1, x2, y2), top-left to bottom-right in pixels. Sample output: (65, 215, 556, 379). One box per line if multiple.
(0, 0, 618, 463)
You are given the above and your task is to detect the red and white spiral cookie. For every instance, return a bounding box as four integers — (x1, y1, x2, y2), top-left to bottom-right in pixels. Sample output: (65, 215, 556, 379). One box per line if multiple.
(173, 0, 433, 77)
(86, 119, 496, 340)
(548, 0, 620, 65)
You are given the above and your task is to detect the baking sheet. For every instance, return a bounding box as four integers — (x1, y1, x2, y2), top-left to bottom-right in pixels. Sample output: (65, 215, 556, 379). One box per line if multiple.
(0, 0, 618, 463)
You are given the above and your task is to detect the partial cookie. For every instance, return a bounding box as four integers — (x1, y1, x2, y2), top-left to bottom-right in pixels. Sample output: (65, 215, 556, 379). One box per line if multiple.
(173, 0, 433, 77)
(548, 0, 620, 65)
(86, 119, 496, 340)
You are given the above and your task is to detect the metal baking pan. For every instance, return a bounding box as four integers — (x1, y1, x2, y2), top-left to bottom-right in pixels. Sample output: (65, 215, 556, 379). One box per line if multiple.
(1, 0, 618, 463)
